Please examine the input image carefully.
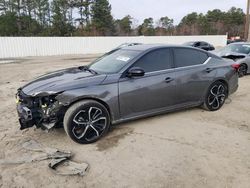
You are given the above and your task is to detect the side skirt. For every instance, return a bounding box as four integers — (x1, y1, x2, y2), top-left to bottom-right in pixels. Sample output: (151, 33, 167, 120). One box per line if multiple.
(112, 101, 202, 125)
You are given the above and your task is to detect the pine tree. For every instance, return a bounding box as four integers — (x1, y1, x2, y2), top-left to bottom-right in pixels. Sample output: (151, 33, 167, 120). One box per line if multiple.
(75, 0, 92, 29)
(91, 0, 114, 36)
(0, 0, 7, 14)
(51, 0, 73, 36)
(34, 0, 49, 27)
(115, 15, 132, 36)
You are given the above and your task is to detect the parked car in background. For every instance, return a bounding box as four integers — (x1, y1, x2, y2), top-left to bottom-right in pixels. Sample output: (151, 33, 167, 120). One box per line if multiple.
(227, 36, 245, 45)
(183, 41, 215, 51)
(227, 39, 245, 45)
(16, 44, 239, 144)
(215, 42, 250, 77)
(105, 43, 142, 55)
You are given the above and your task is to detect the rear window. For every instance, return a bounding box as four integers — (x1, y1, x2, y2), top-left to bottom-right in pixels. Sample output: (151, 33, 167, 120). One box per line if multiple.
(174, 48, 208, 68)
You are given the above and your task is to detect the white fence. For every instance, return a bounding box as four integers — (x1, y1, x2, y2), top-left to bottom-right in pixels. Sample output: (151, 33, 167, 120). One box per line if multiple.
(0, 35, 227, 58)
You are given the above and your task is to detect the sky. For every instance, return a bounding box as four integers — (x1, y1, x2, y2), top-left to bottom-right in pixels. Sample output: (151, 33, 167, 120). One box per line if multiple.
(109, 0, 246, 25)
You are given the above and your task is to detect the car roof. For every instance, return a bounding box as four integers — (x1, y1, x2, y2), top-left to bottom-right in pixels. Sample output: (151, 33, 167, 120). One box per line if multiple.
(123, 44, 190, 51)
(123, 43, 220, 59)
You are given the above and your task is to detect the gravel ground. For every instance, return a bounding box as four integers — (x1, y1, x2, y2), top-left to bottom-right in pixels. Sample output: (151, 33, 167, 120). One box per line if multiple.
(0, 55, 250, 188)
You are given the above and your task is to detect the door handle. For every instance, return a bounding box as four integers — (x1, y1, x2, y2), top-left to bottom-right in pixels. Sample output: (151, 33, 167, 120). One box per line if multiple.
(165, 77, 174, 83)
(205, 68, 214, 73)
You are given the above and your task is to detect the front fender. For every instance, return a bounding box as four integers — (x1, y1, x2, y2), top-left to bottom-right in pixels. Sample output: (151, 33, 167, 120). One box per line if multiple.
(56, 84, 119, 123)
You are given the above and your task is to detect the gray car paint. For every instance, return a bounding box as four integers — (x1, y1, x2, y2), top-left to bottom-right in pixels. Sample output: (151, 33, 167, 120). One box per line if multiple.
(22, 67, 107, 96)
(119, 68, 176, 119)
(215, 42, 250, 74)
(20, 45, 239, 125)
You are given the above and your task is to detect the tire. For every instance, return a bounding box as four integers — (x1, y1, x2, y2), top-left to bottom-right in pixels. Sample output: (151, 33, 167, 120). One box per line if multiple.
(238, 64, 247, 77)
(64, 100, 110, 144)
(202, 81, 228, 111)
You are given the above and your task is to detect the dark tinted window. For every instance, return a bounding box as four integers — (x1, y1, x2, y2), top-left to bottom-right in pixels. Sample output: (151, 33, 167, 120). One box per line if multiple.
(194, 42, 201, 47)
(133, 49, 172, 72)
(200, 42, 209, 46)
(174, 48, 208, 68)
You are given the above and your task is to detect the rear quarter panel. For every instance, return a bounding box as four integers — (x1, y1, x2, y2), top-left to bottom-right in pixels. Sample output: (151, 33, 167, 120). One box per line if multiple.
(208, 58, 238, 96)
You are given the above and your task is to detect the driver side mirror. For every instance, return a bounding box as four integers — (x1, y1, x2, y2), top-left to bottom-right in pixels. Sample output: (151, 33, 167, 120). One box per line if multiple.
(127, 67, 145, 78)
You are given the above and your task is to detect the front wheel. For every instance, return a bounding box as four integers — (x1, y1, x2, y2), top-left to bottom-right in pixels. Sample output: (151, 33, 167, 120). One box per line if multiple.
(64, 100, 110, 144)
(202, 81, 228, 111)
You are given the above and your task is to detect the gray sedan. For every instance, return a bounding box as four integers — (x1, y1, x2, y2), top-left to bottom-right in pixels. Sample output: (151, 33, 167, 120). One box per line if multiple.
(16, 44, 239, 144)
(215, 42, 250, 77)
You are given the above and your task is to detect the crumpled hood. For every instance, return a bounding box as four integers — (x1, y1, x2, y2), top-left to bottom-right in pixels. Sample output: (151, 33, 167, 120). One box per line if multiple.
(21, 67, 107, 96)
(212, 50, 247, 62)
(215, 51, 247, 58)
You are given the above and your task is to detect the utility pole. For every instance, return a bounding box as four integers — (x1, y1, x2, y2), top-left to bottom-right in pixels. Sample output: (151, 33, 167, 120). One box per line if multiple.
(245, 0, 250, 41)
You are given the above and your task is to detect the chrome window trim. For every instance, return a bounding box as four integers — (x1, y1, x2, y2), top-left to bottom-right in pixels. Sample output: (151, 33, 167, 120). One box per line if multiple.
(174, 57, 211, 70)
(143, 57, 211, 75)
(144, 68, 174, 76)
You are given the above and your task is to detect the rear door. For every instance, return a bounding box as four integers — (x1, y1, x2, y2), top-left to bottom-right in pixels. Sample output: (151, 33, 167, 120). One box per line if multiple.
(173, 48, 216, 105)
(118, 48, 176, 119)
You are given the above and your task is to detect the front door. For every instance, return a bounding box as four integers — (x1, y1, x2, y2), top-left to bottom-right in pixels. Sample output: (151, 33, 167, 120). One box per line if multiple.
(118, 48, 176, 119)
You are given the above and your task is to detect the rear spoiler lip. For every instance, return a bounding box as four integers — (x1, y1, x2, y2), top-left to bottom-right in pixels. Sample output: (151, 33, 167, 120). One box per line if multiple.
(221, 52, 246, 59)
(222, 55, 245, 59)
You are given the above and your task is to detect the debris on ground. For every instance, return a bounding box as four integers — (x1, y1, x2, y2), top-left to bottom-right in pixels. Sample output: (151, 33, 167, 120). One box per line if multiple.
(49, 158, 89, 176)
(0, 139, 89, 176)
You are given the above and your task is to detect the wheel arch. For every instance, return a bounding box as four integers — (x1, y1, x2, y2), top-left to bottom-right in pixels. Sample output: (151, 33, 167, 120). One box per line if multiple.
(202, 79, 229, 111)
(240, 62, 248, 70)
(202, 78, 229, 102)
(211, 79, 229, 96)
(66, 97, 113, 122)
(241, 63, 248, 68)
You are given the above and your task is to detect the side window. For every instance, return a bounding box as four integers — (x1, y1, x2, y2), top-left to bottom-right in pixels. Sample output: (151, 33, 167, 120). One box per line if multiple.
(195, 42, 200, 47)
(174, 48, 208, 68)
(133, 49, 172, 72)
(200, 42, 209, 47)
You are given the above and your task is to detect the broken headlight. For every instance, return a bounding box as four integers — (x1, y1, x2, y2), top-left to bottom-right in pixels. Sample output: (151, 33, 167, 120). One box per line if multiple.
(40, 95, 61, 117)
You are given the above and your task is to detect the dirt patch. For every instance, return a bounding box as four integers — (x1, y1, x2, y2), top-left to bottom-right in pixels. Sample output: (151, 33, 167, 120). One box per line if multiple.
(238, 124, 249, 131)
(96, 126, 134, 151)
(0, 55, 250, 188)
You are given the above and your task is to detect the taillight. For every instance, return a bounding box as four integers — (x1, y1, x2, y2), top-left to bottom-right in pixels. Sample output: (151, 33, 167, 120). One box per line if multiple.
(231, 63, 240, 71)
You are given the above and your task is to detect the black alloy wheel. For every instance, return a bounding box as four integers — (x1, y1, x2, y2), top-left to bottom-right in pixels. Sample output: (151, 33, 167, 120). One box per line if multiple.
(203, 81, 227, 111)
(64, 100, 110, 144)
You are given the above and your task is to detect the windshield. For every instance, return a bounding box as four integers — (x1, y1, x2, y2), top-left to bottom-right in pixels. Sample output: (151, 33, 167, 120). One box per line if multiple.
(89, 49, 140, 74)
(219, 44, 250, 55)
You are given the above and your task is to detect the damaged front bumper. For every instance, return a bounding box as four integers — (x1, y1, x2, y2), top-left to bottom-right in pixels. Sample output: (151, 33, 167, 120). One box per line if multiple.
(16, 90, 66, 130)
(17, 104, 35, 130)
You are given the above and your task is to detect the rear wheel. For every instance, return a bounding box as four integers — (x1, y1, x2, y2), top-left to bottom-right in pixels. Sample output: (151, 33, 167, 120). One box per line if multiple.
(64, 100, 110, 144)
(202, 81, 227, 111)
(238, 64, 247, 77)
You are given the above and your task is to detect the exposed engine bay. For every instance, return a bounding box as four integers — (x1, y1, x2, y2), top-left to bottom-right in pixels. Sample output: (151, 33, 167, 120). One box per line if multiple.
(16, 89, 66, 130)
